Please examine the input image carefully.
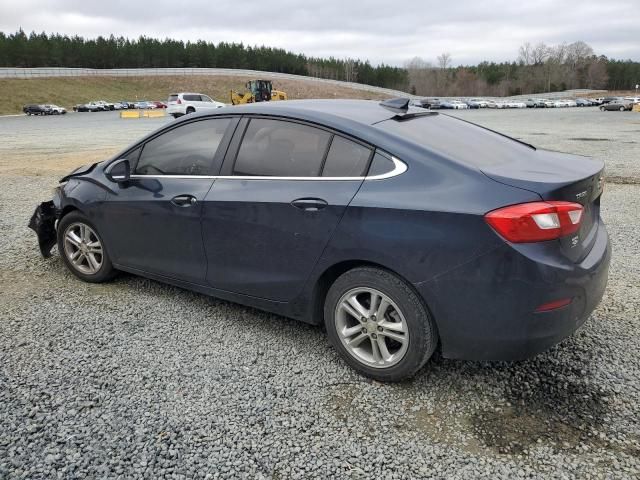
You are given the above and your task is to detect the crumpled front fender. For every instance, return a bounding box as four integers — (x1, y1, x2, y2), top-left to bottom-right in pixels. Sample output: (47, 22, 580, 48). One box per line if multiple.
(28, 201, 57, 258)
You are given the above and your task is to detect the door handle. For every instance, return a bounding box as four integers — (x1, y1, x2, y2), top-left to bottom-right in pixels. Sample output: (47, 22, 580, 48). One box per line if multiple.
(171, 195, 197, 207)
(291, 197, 328, 212)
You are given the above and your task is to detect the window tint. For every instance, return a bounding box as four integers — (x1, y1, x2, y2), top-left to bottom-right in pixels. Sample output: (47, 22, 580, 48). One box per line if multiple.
(234, 119, 331, 177)
(322, 136, 371, 177)
(168, 94, 178, 102)
(368, 152, 395, 176)
(183, 94, 201, 101)
(135, 119, 230, 176)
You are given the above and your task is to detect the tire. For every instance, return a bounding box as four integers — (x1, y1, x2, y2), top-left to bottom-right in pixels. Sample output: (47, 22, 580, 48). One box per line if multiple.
(186, 107, 195, 114)
(324, 267, 438, 382)
(600, 106, 605, 111)
(620, 106, 625, 112)
(57, 211, 116, 283)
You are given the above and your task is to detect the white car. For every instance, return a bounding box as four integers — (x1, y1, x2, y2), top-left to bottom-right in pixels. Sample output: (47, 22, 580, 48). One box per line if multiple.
(624, 97, 640, 104)
(507, 101, 527, 108)
(134, 101, 156, 109)
(167, 93, 225, 118)
(44, 104, 67, 115)
(450, 100, 468, 109)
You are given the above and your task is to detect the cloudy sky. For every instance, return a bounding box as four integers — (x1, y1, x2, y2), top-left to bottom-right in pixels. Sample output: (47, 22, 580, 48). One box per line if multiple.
(0, 0, 637, 66)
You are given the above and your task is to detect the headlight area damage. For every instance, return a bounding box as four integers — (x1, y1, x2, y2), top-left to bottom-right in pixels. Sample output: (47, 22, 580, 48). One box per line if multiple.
(28, 201, 58, 258)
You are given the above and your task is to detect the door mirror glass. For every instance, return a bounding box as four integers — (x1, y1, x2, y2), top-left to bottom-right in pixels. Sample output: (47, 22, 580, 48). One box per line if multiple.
(105, 158, 131, 182)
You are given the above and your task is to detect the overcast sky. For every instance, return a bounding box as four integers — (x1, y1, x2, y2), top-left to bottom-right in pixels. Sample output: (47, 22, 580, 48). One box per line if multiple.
(0, 0, 637, 66)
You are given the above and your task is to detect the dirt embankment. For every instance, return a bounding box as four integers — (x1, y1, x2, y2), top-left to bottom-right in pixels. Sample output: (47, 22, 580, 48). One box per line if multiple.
(0, 75, 390, 115)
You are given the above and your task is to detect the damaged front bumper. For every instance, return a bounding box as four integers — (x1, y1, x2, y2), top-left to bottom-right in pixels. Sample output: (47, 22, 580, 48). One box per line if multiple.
(28, 201, 58, 258)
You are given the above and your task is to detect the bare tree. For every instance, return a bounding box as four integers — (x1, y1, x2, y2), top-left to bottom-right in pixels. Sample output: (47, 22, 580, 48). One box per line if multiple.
(518, 42, 533, 65)
(531, 42, 549, 65)
(405, 56, 436, 96)
(437, 52, 452, 69)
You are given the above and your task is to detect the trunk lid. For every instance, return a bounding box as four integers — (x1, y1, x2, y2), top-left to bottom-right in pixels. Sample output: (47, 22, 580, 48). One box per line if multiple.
(481, 150, 605, 262)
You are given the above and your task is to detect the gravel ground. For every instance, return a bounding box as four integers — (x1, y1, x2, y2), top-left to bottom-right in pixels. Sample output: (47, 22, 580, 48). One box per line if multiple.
(1, 109, 639, 479)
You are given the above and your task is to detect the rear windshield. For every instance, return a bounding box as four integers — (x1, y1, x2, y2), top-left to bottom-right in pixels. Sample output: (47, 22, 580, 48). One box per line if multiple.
(376, 114, 532, 167)
(168, 95, 178, 101)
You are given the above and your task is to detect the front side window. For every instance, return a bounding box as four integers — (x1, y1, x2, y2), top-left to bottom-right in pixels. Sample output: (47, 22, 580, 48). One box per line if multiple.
(233, 119, 331, 177)
(135, 118, 231, 176)
(321, 136, 372, 177)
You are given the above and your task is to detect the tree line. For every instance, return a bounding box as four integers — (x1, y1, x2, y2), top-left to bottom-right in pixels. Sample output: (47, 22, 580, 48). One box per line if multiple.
(0, 30, 638, 95)
(0, 30, 407, 90)
(406, 41, 639, 96)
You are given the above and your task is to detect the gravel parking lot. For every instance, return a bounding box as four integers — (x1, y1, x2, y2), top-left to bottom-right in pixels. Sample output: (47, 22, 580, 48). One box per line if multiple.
(1, 108, 639, 479)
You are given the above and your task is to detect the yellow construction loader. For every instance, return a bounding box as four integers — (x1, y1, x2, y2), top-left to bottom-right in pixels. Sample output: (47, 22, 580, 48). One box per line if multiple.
(230, 80, 287, 105)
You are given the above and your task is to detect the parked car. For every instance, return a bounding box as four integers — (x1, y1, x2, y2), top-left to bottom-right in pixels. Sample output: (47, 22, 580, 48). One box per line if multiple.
(23, 104, 50, 115)
(75, 103, 102, 112)
(134, 101, 156, 109)
(167, 92, 226, 118)
(485, 100, 498, 108)
(411, 98, 434, 109)
(506, 100, 527, 108)
(153, 101, 167, 109)
(525, 98, 547, 108)
(600, 101, 633, 111)
(601, 97, 622, 104)
(623, 96, 640, 104)
(120, 101, 136, 109)
(590, 97, 604, 105)
(575, 98, 593, 107)
(44, 104, 67, 115)
(28, 99, 610, 381)
(467, 98, 489, 108)
(450, 100, 469, 109)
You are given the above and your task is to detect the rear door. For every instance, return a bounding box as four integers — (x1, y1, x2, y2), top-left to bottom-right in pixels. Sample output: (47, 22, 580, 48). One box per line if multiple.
(202, 117, 372, 301)
(101, 117, 237, 283)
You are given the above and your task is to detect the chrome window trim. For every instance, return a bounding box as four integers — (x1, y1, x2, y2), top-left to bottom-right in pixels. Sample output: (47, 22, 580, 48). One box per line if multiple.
(128, 157, 407, 182)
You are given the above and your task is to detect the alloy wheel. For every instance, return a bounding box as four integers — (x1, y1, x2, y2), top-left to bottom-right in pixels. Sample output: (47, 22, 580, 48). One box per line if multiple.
(63, 222, 103, 275)
(334, 287, 409, 369)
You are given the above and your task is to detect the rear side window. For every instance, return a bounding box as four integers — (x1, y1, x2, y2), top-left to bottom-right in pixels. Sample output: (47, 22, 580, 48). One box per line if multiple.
(183, 94, 202, 101)
(233, 119, 331, 177)
(135, 118, 231, 176)
(322, 136, 371, 177)
(367, 152, 396, 176)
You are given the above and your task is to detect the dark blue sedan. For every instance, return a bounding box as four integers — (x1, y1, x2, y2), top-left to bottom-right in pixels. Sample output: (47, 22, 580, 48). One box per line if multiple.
(29, 99, 611, 381)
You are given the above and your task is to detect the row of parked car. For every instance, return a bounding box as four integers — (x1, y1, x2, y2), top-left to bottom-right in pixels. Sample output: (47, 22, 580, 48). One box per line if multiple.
(22, 104, 67, 115)
(413, 96, 640, 111)
(73, 100, 167, 112)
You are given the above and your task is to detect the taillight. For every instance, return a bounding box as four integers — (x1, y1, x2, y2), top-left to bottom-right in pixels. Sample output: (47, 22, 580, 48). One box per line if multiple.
(485, 201, 584, 243)
(177, 98, 182, 104)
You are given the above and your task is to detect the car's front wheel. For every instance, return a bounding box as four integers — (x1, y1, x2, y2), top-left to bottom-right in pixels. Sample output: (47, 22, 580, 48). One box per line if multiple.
(324, 267, 438, 382)
(57, 212, 116, 283)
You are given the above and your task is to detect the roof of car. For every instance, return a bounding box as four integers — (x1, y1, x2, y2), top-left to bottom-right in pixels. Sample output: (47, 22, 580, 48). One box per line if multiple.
(203, 99, 407, 127)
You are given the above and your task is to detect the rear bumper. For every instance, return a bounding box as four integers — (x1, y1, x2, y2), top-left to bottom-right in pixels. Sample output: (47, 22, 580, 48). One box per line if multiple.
(166, 105, 186, 116)
(415, 220, 611, 361)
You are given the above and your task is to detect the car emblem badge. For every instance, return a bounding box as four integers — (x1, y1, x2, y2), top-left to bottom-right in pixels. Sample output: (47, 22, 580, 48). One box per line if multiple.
(571, 236, 579, 247)
(576, 191, 587, 200)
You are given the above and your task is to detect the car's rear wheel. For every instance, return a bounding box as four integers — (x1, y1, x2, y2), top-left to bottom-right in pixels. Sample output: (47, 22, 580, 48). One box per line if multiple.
(619, 106, 625, 111)
(324, 267, 437, 382)
(600, 106, 605, 111)
(57, 212, 116, 283)
(186, 107, 195, 114)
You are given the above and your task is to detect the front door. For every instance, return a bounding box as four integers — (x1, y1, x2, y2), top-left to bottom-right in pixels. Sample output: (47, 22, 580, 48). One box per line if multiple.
(101, 117, 235, 284)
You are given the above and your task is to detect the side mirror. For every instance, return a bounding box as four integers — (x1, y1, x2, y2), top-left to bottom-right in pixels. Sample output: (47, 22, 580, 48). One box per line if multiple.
(105, 158, 131, 182)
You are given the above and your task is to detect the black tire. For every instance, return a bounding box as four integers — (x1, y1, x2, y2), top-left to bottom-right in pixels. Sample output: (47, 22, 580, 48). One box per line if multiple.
(57, 211, 116, 283)
(619, 106, 625, 112)
(600, 106, 605, 111)
(186, 107, 195, 114)
(324, 267, 438, 382)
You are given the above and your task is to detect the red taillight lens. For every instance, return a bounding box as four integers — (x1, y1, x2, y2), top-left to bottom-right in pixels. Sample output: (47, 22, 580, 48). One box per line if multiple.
(177, 98, 182, 104)
(485, 201, 584, 243)
(535, 298, 572, 312)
